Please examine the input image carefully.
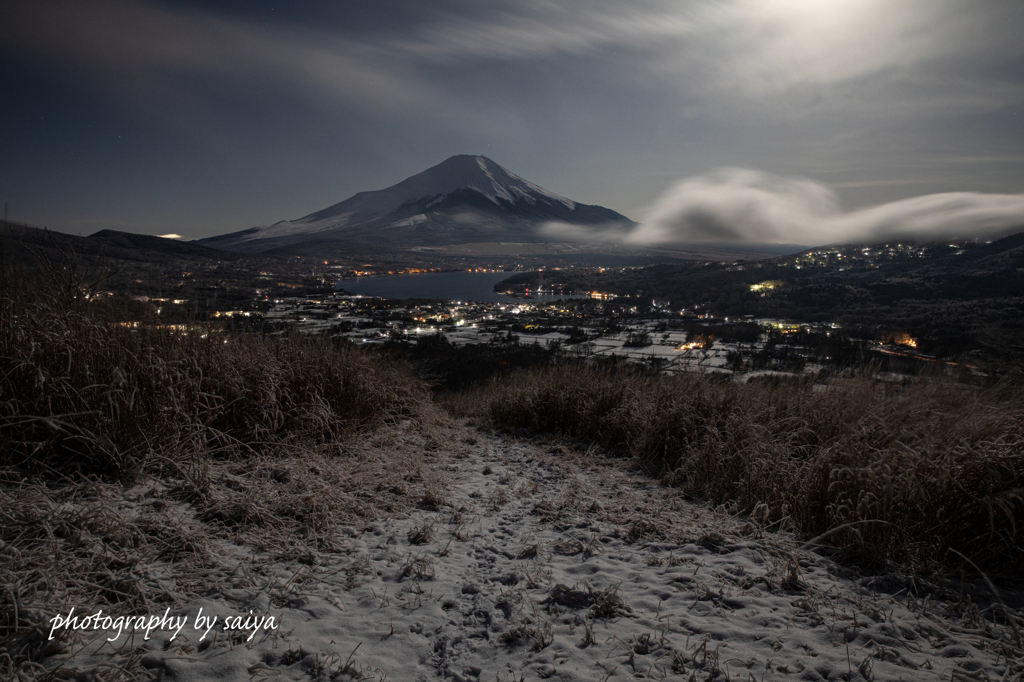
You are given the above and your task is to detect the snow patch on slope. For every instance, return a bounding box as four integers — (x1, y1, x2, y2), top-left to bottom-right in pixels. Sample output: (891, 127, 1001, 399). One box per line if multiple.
(234, 218, 346, 242)
(389, 214, 429, 228)
(475, 156, 576, 210)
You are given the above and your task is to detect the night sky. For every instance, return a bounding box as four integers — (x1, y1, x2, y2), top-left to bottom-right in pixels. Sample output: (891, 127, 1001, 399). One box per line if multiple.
(3, 0, 1023, 244)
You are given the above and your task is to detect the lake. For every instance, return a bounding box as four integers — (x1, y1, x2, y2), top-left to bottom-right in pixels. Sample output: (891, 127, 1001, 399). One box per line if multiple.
(334, 271, 576, 303)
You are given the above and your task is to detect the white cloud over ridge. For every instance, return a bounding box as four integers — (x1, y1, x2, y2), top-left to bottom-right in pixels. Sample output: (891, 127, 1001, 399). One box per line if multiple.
(540, 169, 1024, 247)
(626, 169, 1024, 246)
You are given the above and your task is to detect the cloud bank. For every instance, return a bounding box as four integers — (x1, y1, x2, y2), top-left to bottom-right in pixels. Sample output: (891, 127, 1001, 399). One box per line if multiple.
(7, 0, 1022, 128)
(617, 169, 1024, 246)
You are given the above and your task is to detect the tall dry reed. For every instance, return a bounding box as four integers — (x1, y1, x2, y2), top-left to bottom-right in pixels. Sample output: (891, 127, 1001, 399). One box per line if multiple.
(479, 364, 1024, 578)
(0, 263, 429, 478)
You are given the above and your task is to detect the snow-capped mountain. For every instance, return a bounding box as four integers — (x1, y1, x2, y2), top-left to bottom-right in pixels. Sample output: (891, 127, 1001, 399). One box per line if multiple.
(198, 155, 633, 254)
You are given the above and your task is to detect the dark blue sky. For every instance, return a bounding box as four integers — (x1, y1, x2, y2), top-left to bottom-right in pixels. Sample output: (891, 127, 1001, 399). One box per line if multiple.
(2, 0, 1023, 243)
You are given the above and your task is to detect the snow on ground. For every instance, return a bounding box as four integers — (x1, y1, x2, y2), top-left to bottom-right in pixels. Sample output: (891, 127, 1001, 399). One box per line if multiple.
(47, 432, 1023, 681)
(274, 322, 756, 377)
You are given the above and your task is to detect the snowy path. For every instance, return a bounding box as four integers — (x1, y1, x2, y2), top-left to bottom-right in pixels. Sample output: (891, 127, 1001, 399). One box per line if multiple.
(53, 432, 1023, 681)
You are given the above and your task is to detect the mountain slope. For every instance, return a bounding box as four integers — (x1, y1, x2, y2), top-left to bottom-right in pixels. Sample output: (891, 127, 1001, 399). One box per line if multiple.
(197, 155, 634, 254)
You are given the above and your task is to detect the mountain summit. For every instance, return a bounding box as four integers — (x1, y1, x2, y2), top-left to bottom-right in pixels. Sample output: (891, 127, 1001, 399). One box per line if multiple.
(198, 155, 633, 254)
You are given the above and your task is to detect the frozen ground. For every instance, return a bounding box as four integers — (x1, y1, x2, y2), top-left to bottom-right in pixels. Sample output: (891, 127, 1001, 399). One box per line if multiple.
(42, 432, 1024, 681)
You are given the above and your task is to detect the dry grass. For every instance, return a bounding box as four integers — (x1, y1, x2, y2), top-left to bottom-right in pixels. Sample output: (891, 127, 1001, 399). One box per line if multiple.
(408, 518, 438, 545)
(0, 432, 450, 671)
(401, 553, 437, 580)
(419, 489, 448, 511)
(542, 583, 630, 620)
(0, 262, 432, 478)
(472, 363, 1024, 579)
(0, 260, 459, 678)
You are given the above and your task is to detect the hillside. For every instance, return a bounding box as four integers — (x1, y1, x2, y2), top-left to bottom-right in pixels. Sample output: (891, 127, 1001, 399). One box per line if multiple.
(0, 223, 247, 268)
(0, 223, 344, 313)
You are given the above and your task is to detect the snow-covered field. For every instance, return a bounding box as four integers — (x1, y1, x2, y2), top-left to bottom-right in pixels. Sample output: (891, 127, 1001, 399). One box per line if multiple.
(47, 431, 1023, 681)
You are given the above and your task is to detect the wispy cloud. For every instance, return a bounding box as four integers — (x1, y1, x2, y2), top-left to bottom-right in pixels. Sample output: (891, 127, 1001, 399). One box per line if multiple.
(394, 2, 697, 62)
(396, 0, 1024, 117)
(8, 0, 1020, 123)
(537, 220, 633, 243)
(2, 0, 425, 115)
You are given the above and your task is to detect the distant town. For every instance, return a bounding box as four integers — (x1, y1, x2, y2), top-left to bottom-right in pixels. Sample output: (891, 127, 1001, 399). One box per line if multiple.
(120, 237, 985, 381)
(187, 287, 975, 381)
(10, 222, 994, 380)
